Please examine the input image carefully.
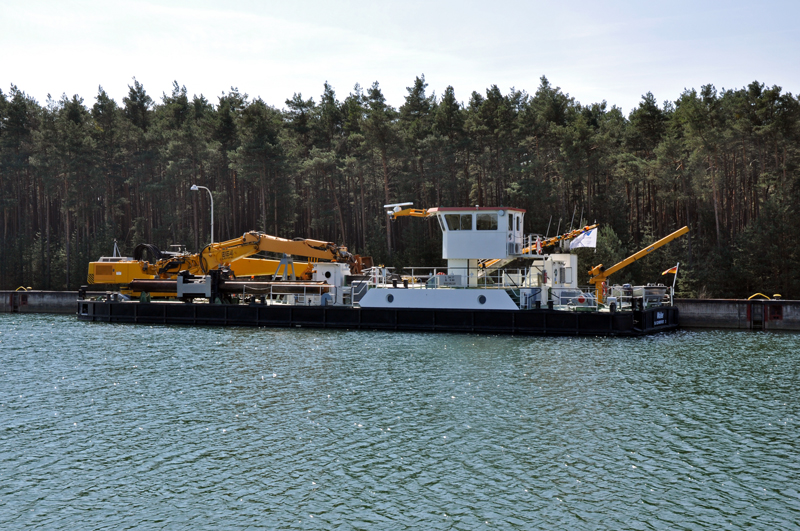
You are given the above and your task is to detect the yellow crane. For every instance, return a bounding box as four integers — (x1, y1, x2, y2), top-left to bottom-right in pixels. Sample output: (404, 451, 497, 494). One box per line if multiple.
(386, 205, 433, 220)
(588, 226, 689, 303)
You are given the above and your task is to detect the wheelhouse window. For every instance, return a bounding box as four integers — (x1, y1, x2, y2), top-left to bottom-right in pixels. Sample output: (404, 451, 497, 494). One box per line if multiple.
(508, 214, 514, 231)
(477, 213, 498, 230)
(444, 213, 474, 230)
(445, 214, 460, 230)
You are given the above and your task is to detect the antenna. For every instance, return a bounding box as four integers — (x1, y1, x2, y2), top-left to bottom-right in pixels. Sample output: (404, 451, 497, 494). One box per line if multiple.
(545, 216, 552, 238)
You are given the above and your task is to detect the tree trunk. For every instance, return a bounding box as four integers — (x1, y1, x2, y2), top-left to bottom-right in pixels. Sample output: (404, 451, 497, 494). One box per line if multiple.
(710, 153, 722, 249)
(326, 173, 347, 244)
(381, 148, 392, 254)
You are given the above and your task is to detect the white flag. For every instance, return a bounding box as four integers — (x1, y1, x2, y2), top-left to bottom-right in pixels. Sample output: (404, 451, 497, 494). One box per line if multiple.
(570, 228, 597, 249)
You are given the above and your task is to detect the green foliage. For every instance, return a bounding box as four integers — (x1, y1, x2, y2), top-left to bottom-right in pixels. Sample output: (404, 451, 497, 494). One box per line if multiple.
(0, 77, 799, 295)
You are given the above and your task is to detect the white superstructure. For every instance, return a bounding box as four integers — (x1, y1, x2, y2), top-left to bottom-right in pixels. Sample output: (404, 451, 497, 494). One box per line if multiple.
(431, 207, 525, 259)
(355, 206, 590, 311)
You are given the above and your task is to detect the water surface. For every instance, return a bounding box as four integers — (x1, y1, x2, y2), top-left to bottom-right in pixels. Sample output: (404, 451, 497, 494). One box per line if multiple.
(1, 315, 798, 529)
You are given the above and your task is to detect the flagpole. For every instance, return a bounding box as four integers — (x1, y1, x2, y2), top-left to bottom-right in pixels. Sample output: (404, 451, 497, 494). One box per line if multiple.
(671, 262, 680, 305)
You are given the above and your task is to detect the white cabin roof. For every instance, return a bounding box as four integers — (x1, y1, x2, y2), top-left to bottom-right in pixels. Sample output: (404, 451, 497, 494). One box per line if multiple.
(427, 206, 526, 214)
(430, 207, 526, 259)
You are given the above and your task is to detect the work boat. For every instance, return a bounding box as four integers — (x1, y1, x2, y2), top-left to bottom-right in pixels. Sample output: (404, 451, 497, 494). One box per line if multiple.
(360, 206, 587, 312)
(77, 205, 682, 336)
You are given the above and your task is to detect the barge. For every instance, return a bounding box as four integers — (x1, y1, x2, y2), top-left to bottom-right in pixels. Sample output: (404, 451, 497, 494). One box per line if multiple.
(77, 205, 681, 336)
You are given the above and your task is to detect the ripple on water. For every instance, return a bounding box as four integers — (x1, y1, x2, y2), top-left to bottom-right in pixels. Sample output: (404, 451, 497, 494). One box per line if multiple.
(0, 315, 798, 529)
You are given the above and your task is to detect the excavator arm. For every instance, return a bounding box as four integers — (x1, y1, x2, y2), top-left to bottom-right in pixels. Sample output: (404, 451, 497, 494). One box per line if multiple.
(588, 226, 689, 303)
(247, 233, 354, 263)
(89, 231, 367, 285)
(139, 231, 360, 278)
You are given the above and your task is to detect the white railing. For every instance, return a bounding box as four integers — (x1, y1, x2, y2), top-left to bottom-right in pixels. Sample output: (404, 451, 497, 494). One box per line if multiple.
(241, 284, 339, 307)
(234, 270, 674, 312)
(362, 266, 535, 290)
(520, 234, 544, 256)
(547, 287, 599, 311)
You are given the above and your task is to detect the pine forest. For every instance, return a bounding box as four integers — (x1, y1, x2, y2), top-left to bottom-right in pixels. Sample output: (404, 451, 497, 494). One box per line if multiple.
(0, 76, 798, 298)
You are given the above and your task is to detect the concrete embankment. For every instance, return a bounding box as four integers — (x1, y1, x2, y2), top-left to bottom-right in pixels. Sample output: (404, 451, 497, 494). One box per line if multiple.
(0, 291, 102, 314)
(675, 298, 800, 331)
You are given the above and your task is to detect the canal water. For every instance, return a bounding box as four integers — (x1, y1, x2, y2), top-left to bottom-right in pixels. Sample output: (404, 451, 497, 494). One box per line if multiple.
(1, 314, 798, 529)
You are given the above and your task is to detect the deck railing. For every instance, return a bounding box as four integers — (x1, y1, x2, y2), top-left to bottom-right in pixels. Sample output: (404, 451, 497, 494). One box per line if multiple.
(363, 266, 535, 290)
(236, 269, 673, 312)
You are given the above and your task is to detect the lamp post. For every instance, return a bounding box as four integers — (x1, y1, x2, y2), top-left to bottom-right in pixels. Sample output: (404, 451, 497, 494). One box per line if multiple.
(190, 184, 214, 243)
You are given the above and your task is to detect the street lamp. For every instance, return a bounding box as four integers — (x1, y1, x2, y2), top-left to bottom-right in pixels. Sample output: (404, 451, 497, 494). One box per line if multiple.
(190, 184, 214, 243)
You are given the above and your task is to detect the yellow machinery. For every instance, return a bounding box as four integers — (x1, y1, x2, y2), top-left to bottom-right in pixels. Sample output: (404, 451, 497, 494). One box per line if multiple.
(537, 224, 597, 250)
(386, 205, 432, 220)
(88, 256, 284, 284)
(588, 226, 690, 304)
(88, 231, 369, 286)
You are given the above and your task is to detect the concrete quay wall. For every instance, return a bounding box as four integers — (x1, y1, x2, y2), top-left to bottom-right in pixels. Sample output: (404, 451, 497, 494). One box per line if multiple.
(0, 291, 99, 314)
(675, 298, 800, 331)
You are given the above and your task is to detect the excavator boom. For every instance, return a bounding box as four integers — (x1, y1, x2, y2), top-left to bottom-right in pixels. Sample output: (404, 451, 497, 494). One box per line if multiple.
(150, 231, 359, 277)
(88, 231, 367, 287)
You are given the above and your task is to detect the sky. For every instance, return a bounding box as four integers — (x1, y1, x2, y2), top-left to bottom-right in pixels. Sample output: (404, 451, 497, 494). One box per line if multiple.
(1, 0, 798, 114)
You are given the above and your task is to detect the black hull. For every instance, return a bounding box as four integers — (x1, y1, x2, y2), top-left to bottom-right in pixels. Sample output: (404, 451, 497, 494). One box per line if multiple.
(77, 301, 679, 337)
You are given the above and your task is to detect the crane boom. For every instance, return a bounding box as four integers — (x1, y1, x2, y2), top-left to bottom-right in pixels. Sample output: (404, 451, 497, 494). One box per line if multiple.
(536, 224, 597, 251)
(387, 207, 432, 220)
(588, 226, 689, 303)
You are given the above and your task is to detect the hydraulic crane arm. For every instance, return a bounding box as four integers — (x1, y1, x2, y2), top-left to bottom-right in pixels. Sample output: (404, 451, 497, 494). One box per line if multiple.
(540, 224, 597, 249)
(526, 224, 598, 253)
(384, 202, 437, 221)
(387, 207, 433, 220)
(588, 226, 689, 303)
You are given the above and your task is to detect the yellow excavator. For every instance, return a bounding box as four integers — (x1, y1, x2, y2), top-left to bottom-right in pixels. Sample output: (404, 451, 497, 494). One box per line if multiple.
(87, 232, 370, 287)
(588, 226, 689, 304)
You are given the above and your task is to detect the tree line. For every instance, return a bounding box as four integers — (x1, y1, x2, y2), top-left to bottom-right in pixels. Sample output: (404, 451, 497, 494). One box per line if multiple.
(0, 76, 798, 297)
